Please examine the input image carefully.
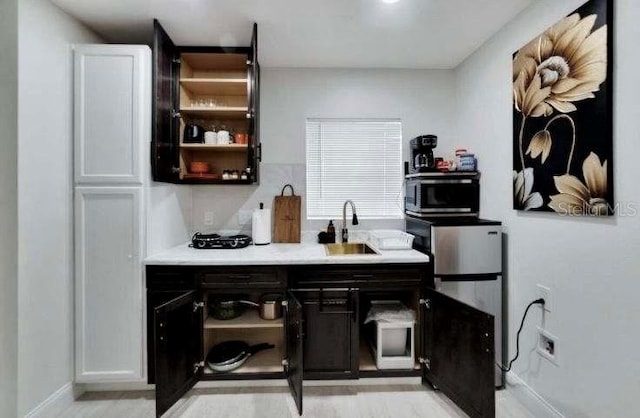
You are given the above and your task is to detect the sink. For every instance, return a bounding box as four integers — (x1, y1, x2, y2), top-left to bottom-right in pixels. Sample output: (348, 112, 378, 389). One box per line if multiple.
(324, 242, 379, 256)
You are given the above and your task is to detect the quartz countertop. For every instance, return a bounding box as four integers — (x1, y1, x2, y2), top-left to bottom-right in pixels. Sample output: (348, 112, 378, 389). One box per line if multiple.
(145, 241, 430, 266)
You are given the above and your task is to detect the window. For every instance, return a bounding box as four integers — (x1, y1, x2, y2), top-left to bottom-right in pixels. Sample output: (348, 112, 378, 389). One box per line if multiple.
(306, 119, 403, 220)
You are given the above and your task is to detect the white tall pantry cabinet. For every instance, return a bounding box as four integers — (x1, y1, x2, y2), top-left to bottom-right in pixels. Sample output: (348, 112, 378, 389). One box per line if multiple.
(74, 45, 151, 383)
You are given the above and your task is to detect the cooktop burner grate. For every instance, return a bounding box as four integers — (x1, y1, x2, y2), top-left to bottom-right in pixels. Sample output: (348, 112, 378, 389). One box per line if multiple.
(190, 232, 252, 249)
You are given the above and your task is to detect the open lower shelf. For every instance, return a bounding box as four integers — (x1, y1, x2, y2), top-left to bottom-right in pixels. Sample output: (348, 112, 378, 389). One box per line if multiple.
(359, 338, 420, 372)
(205, 310, 284, 329)
(180, 143, 248, 151)
(203, 344, 284, 375)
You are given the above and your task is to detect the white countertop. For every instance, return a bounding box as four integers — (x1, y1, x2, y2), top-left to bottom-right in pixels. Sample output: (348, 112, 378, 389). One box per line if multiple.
(145, 241, 430, 266)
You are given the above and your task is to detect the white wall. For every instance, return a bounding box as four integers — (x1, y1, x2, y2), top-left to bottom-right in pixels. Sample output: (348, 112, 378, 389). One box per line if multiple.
(0, 0, 19, 416)
(190, 68, 457, 234)
(17, 0, 102, 414)
(147, 183, 192, 255)
(455, 0, 640, 416)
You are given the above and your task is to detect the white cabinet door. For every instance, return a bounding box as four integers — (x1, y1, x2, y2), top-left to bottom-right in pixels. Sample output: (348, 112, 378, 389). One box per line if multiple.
(74, 45, 150, 185)
(75, 187, 144, 382)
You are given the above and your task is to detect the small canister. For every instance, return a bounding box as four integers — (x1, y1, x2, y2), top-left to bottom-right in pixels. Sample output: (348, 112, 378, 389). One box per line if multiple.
(217, 130, 230, 145)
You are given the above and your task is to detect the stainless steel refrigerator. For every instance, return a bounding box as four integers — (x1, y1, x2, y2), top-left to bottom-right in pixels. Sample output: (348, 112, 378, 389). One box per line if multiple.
(406, 217, 505, 387)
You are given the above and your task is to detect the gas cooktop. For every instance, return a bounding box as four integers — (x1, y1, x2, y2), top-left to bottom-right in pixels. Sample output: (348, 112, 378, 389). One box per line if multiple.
(190, 233, 252, 249)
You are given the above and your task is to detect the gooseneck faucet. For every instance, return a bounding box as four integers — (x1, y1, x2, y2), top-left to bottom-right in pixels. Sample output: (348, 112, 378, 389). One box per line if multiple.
(341, 200, 359, 243)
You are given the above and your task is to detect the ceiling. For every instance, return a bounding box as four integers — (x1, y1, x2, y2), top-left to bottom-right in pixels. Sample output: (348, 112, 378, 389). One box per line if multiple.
(50, 0, 533, 69)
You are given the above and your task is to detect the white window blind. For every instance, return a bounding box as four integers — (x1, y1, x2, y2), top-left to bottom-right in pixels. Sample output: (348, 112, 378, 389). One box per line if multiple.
(306, 119, 403, 220)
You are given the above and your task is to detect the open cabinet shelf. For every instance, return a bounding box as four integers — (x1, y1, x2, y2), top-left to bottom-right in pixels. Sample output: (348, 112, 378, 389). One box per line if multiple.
(180, 78, 248, 96)
(180, 52, 248, 73)
(179, 107, 249, 118)
(358, 337, 420, 373)
(205, 310, 283, 329)
(203, 324, 284, 376)
(180, 143, 248, 151)
(203, 344, 284, 375)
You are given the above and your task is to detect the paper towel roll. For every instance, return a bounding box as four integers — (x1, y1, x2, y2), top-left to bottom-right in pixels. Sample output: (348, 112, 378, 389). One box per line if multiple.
(252, 203, 271, 245)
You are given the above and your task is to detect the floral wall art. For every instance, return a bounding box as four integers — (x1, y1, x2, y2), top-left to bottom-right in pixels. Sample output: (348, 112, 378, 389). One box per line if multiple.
(513, 0, 613, 215)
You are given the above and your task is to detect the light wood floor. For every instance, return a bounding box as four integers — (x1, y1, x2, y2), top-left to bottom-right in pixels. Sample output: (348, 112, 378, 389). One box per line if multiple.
(59, 385, 535, 418)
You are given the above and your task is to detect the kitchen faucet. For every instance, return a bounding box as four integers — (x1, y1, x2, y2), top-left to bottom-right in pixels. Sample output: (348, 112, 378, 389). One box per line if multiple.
(341, 200, 359, 243)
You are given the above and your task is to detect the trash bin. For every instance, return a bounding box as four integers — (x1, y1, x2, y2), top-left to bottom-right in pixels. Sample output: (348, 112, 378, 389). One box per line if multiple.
(365, 301, 415, 370)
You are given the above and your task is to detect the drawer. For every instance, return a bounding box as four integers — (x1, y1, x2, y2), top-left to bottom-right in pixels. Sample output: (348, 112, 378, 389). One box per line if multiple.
(198, 267, 285, 289)
(290, 266, 426, 289)
(146, 266, 196, 290)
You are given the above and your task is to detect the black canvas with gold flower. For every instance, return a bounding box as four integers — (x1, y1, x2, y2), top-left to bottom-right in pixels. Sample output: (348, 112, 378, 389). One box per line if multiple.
(512, 0, 613, 215)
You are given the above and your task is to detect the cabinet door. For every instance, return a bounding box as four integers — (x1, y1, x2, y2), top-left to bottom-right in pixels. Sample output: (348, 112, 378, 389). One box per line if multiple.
(285, 291, 304, 416)
(74, 45, 150, 184)
(247, 23, 261, 182)
(75, 187, 143, 382)
(154, 290, 202, 417)
(422, 288, 495, 418)
(146, 267, 197, 384)
(152, 19, 180, 182)
(300, 289, 359, 379)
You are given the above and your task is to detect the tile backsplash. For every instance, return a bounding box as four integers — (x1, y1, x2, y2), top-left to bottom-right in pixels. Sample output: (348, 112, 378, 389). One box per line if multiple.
(191, 163, 306, 234)
(190, 163, 404, 236)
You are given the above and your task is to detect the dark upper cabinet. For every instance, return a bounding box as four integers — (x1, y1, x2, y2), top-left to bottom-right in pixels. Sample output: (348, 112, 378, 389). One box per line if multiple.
(152, 20, 180, 183)
(248, 23, 261, 181)
(154, 290, 203, 417)
(151, 20, 261, 184)
(422, 287, 495, 418)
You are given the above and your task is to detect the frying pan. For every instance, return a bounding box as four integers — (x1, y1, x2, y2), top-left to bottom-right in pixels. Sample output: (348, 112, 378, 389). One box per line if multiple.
(206, 341, 275, 372)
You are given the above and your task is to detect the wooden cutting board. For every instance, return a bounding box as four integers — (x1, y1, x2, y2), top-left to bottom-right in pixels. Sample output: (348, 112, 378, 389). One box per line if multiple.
(273, 184, 301, 243)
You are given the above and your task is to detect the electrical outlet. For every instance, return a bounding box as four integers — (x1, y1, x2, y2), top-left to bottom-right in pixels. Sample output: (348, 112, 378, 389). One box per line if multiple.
(537, 327, 558, 365)
(238, 210, 252, 225)
(537, 284, 552, 312)
(203, 211, 215, 226)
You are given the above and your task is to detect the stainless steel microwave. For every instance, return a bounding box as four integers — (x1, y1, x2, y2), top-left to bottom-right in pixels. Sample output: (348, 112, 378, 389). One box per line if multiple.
(404, 172, 480, 218)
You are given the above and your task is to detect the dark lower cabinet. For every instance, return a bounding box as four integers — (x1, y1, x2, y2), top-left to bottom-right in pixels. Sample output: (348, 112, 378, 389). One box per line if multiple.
(422, 288, 496, 418)
(298, 289, 359, 379)
(147, 264, 496, 418)
(285, 291, 304, 416)
(153, 291, 203, 418)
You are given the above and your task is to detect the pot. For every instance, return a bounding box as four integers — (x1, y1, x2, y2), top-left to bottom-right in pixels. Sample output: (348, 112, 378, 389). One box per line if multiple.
(206, 341, 275, 372)
(259, 294, 283, 320)
(208, 297, 259, 320)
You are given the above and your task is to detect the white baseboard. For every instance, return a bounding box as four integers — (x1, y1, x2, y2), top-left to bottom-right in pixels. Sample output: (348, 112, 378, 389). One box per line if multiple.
(25, 382, 81, 418)
(80, 381, 153, 392)
(506, 372, 564, 418)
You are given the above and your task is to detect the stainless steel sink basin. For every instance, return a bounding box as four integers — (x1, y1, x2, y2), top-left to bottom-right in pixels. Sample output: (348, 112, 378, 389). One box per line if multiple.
(324, 242, 379, 256)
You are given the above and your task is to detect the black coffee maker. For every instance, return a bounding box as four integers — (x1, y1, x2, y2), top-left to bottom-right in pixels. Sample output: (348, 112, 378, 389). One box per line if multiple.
(410, 135, 438, 173)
